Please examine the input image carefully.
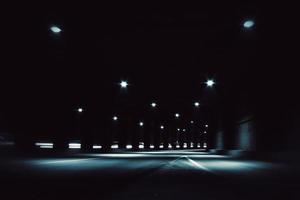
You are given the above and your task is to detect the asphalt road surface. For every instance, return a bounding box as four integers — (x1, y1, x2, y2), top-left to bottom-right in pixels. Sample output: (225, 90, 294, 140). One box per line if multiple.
(1, 150, 300, 200)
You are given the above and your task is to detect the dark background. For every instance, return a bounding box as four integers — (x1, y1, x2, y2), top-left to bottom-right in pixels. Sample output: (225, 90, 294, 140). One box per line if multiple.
(0, 1, 299, 150)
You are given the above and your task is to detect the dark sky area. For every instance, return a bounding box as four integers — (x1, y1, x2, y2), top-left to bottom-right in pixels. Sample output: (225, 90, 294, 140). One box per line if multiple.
(0, 2, 298, 138)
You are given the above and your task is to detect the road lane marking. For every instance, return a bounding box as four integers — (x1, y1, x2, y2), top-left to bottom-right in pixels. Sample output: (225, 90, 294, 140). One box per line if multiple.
(184, 156, 218, 175)
(168, 155, 186, 166)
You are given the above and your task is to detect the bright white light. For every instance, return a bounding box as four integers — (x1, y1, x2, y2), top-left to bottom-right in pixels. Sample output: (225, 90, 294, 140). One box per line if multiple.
(176, 145, 180, 148)
(35, 142, 53, 149)
(175, 113, 180, 118)
(206, 79, 215, 87)
(150, 145, 155, 149)
(50, 26, 62, 33)
(203, 143, 207, 148)
(183, 143, 187, 148)
(197, 143, 201, 148)
(194, 102, 200, 107)
(159, 145, 164, 149)
(183, 129, 186, 132)
(138, 142, 144, 149)
(77, 108, 83, 113)
(160, 125, 164, 130)
(111, 144, 119, 149)
(205, 124, 208, 128)
(40, 145, 53, 149)
(204, 131, 207, 134)
(190, 143, 194, 148)
(139, 122, 144, 127)
(151, 102, 157, 108)
(69, 143, 81, 149)
(120, 81, 128, 88)
(190, 121, 194, 124)
(243, 20, 255, 29)
(93, 145, 102, 149)
(113, 116, 118, 121)
(126, 144, 132, 149)
(177, 128, 180, 131)
(35, 142, 53, 146)
(168, 144, 172, 149)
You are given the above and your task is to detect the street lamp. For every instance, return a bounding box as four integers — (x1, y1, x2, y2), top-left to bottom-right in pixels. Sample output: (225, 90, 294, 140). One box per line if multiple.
(175, 113, 180, 118)
(194, 102, 200, 107)
(120, 81, 128, 88)
(113, 116, 118, 121)
(190, 120, 194, 124)
(50, 25, 62, 34)
(139, 122, 144, 127)
(77, 108, 83, 113)
(243, 20, 255, 29)
(160, 125, 164, 130)
(151, 102, 157, 108)
(205, 124, 208, 128)
(206, 79, 215, 87)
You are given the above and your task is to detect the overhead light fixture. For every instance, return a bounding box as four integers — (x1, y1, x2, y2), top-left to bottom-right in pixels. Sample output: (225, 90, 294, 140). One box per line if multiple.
(93, 145, 102, 149)
(120, 81, 128, 88)
(206, 79, 215, 87)
(50, 25, 62, 34)
(243, 20, 255, 29)
(69, 143, 81, 149)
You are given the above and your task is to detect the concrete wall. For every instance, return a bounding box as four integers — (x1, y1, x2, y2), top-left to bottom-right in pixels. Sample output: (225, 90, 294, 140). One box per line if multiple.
(215, 130, 225, 150)
(235, 117, 256, 151)
(210, 115, 258, 156)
